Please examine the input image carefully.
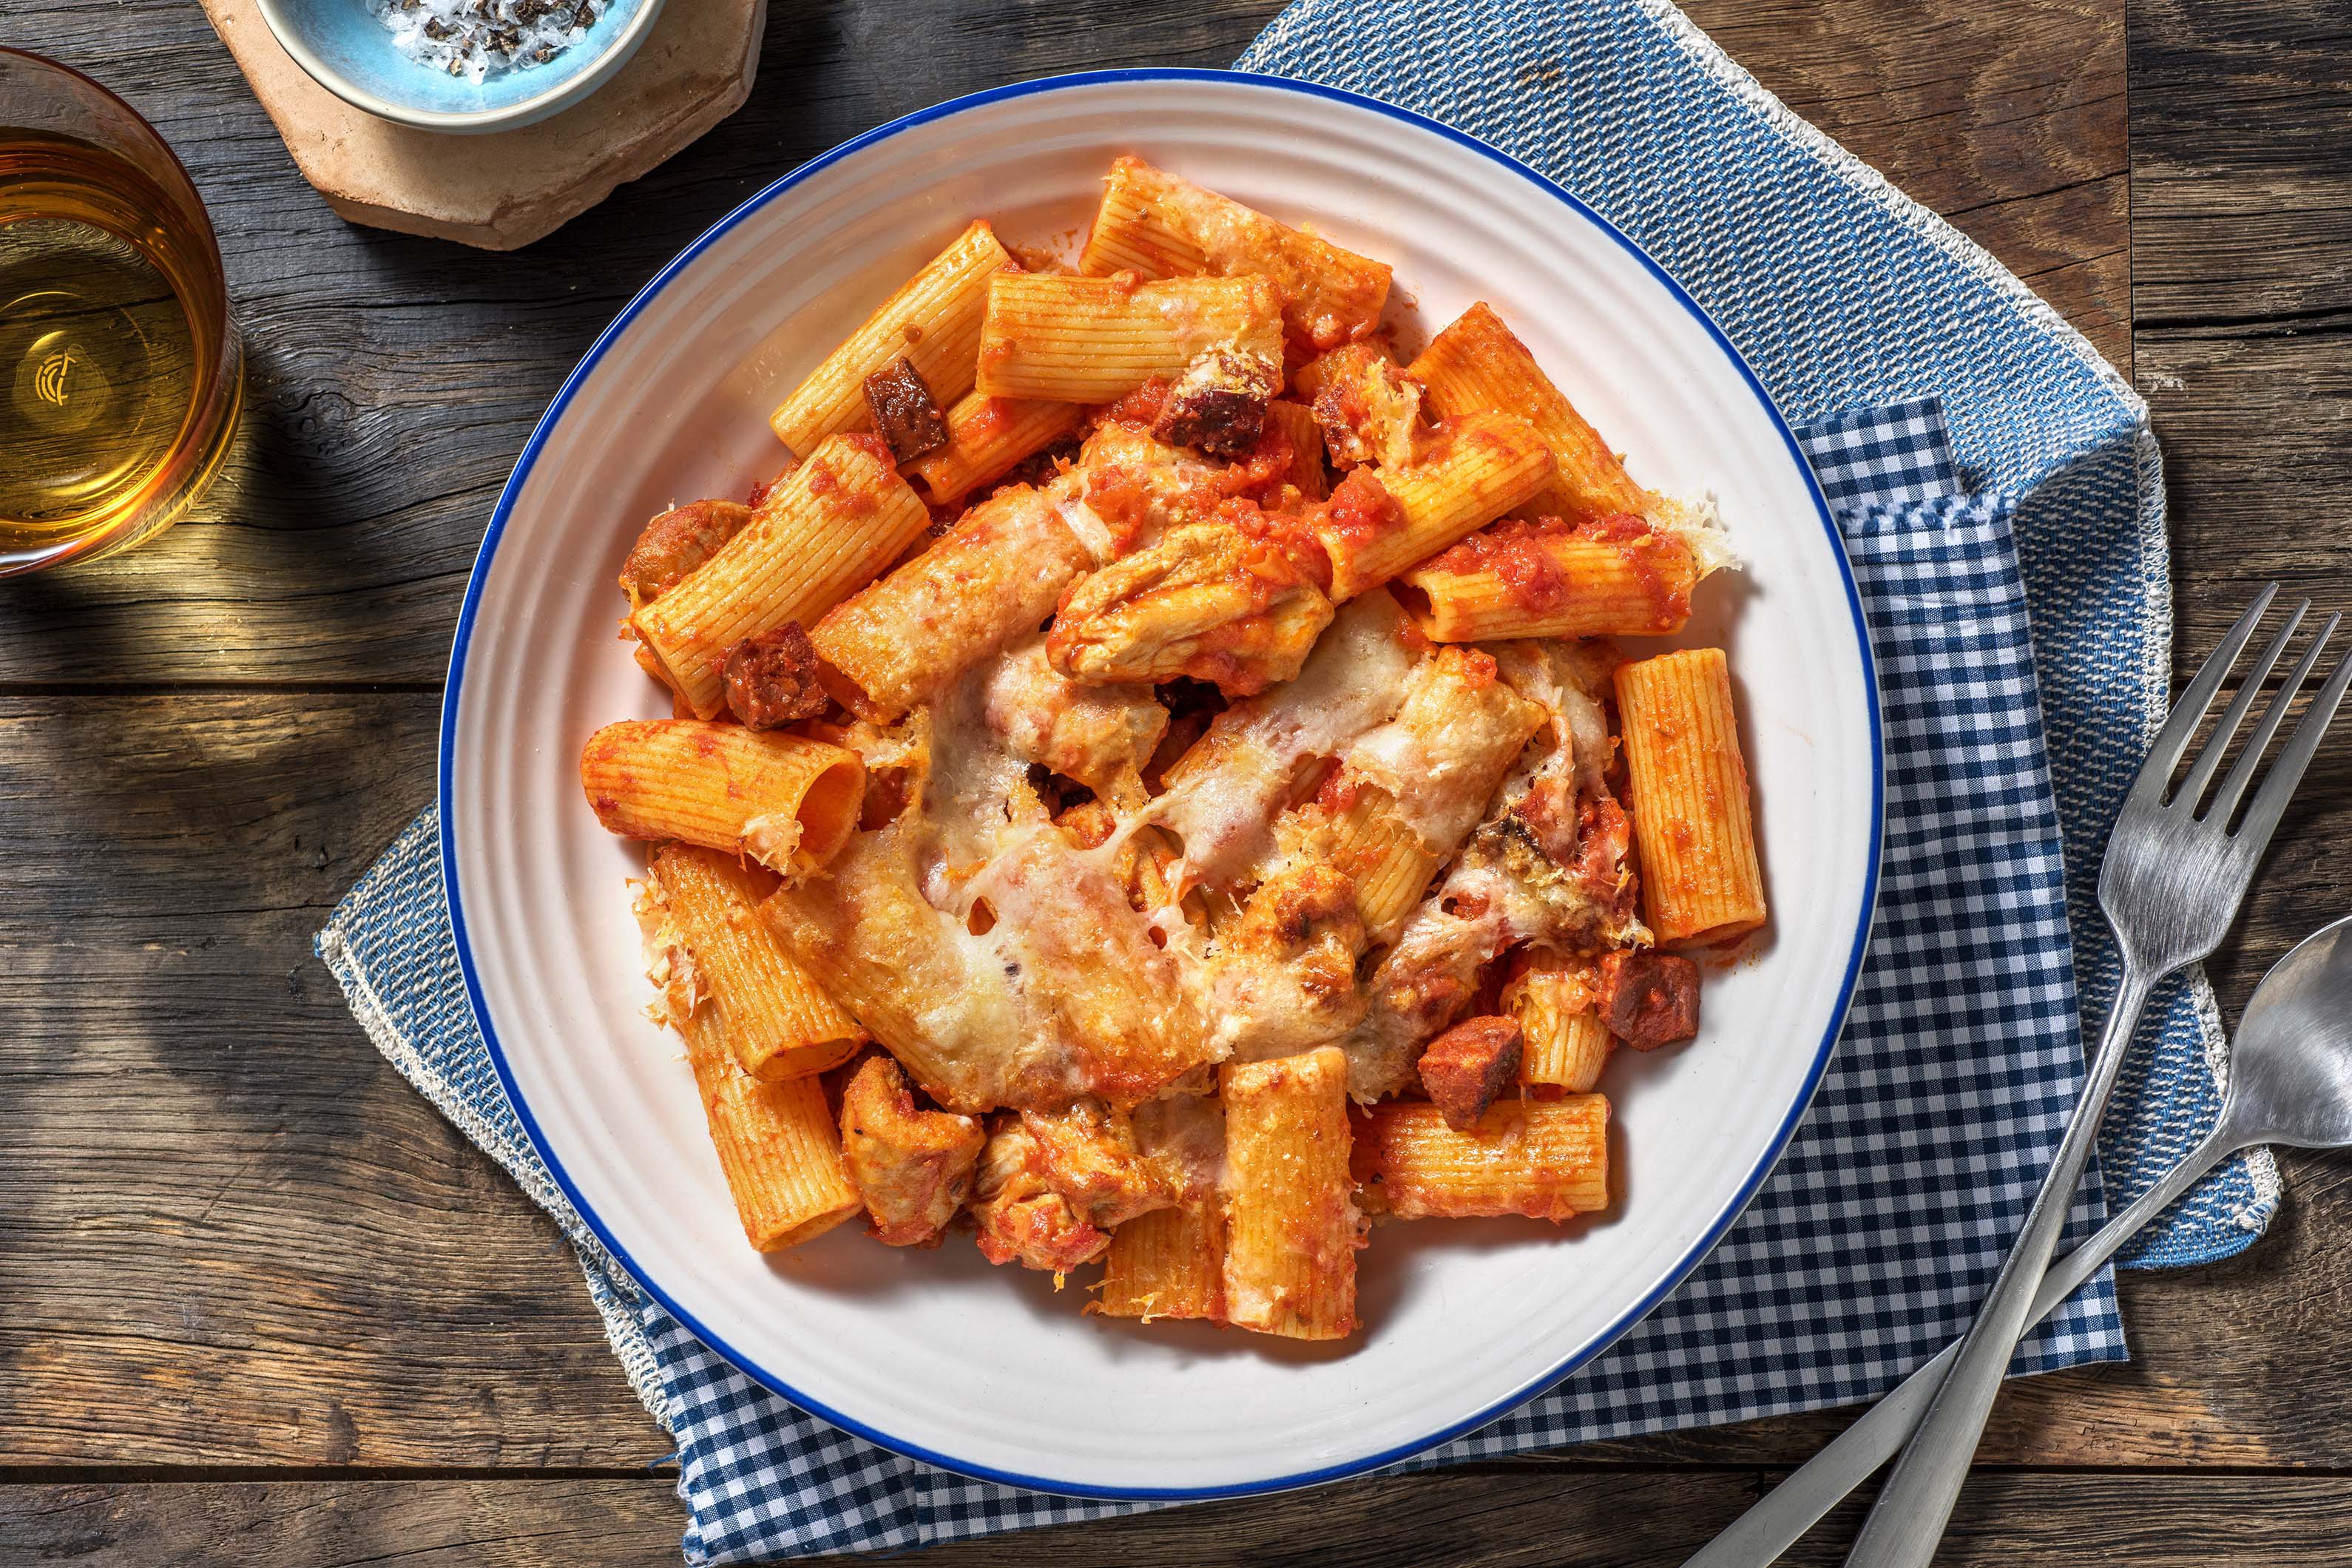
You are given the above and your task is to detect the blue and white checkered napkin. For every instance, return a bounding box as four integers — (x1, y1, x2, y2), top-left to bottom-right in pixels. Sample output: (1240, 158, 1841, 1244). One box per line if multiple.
(317, 4, 2282, 1560)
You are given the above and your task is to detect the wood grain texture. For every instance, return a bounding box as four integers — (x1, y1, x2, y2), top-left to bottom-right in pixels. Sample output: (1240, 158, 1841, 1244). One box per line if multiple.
(0, 695, 659, 1468)
(13, 1472, 2352, 1567)
(1683, 0, 2130, 371)
(2129, 0, 2352, 1017)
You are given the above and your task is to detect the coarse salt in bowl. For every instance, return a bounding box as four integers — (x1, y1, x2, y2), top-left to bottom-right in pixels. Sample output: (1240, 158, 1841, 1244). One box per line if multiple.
(254, 0, 666, 133)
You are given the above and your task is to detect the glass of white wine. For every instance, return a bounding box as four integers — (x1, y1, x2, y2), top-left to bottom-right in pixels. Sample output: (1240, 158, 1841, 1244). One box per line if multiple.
(1, 49, 241, 577)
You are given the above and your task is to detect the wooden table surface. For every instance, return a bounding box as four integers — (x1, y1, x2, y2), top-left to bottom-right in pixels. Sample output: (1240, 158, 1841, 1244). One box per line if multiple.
(6, 1, 2349, 1563)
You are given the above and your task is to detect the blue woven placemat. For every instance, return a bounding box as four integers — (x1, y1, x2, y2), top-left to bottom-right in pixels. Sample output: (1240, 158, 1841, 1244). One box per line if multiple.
(314, 4, 2280, 1558)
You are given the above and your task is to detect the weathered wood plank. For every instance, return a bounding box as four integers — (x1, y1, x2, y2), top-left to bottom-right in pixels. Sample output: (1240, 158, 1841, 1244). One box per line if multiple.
(1682, 0, 2130, 370)
(2129, 0, 2352, 1018)
(2130, 0, 2352, 328)
(0, 0, 2127, 684)
(0, 694, 662, 1468)
(13, 1472, 2352, 1567)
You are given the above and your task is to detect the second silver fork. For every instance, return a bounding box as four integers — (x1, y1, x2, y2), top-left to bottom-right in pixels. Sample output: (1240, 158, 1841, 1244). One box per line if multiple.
(1836, 584, 2352, 1568)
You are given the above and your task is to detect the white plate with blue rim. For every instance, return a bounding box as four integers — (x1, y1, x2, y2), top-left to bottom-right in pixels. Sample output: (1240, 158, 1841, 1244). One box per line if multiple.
(442, 68, 1882, 1498)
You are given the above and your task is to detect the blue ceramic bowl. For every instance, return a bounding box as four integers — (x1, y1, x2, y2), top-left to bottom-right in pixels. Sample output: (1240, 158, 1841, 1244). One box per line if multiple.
(254, 0, 666, 133)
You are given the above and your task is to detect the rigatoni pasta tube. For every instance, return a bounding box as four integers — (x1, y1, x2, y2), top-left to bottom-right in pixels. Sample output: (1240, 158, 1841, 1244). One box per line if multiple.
(769, 220, 1012, 453)
(910, 392, 1086, 504)
(675, 994, 863, 1251)
(1352, 1097, 1609, 1220)
(1095, 1203, 1225, 1323)
(1615, 647, 1768, 946)
(1263, 397, 1328, 501)
(1078, 156, 1392, 354)
(1408, 300, 1648, 522)
(974, 273, 1283, 403)
(1399, 515, 1697, 642)
(580, 720, 864, 881)
(648, 844, 866, 1081)
(1311, 778, 1436, 941)
(809, 482, 1095, 723)
(762, 822, 1027, 1115)
(1220, 1046, 1359, 1339)
(1310, 411, 1555, 600)
(1504, 952, 1612, 1094)
(633, 434, 930, 717)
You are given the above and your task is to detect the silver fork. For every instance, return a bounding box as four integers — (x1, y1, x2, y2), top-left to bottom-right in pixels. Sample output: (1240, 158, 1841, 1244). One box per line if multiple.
(1839, 585, 2352, 1568)
(1683, 913, 2352, 1568)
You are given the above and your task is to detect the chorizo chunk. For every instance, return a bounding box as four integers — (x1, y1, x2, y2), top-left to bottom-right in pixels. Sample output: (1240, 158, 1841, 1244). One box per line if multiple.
(1416, 1014, 1524, 1132)
(862, 355, 950, 462)
(618, 499, 751, 609)
(838, 1054, 985, 1248)
(722, 621, 830, 730)
(1152, 345, 1280, 458)
(1596, 948, 1700, 1050)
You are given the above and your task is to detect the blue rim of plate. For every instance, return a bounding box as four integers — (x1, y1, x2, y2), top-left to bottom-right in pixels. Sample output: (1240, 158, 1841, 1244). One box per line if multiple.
(440, 65, 1885, 1502)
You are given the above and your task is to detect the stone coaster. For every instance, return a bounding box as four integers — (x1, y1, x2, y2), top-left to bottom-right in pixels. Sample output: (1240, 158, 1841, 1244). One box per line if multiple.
(199, 0, 763, 250)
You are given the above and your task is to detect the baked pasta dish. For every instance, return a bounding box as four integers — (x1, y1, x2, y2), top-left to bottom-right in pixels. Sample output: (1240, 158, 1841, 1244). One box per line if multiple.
(578, 158, 1765, 1342)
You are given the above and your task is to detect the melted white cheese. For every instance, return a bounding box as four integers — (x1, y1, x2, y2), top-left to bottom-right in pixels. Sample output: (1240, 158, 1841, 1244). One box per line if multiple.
(1151, 590, 1423, 888)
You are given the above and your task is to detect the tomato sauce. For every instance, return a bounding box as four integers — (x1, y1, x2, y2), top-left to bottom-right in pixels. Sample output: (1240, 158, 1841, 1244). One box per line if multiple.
(964, 397, 1013, 441)
(1101, 376, 1171, 430)
(1305, 469, 1402, 547)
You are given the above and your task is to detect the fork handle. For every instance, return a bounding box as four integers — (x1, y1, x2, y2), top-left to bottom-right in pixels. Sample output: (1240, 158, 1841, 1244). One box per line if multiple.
(1839, 965, 2157, 1568)
(1680, 1112, 2236, 1568)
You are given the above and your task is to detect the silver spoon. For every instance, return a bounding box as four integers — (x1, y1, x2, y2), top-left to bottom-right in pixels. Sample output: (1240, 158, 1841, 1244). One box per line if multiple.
(1685, 910, 2352, 1568)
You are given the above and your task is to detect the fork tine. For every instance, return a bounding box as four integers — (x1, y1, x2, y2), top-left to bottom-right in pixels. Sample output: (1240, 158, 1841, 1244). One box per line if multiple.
(2126, 584, 2280, 808)
(2228, 633, 2352, 859)
(2178, 600, 2309, 813)
(2204, 611, 2337, 826)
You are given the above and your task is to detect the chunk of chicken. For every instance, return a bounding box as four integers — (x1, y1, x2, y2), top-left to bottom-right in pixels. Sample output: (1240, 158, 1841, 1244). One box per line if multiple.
(838, 1053, 986, 1247)
(970, 1115, 1111, 1274)
(1310, 342, 1424, 470)
(981, 638, 1169, 808)
(1047, 515, 1336, 697)
(1208, 859, 1372, 1061)
(1019, 1100, 1178, 1230)
(618, 499, 751, 611)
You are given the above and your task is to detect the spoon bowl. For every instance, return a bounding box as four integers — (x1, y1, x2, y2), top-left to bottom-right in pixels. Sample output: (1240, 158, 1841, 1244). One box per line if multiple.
(1681, 906, 2352, 1568)
(2228, 913, 2352, 1149)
